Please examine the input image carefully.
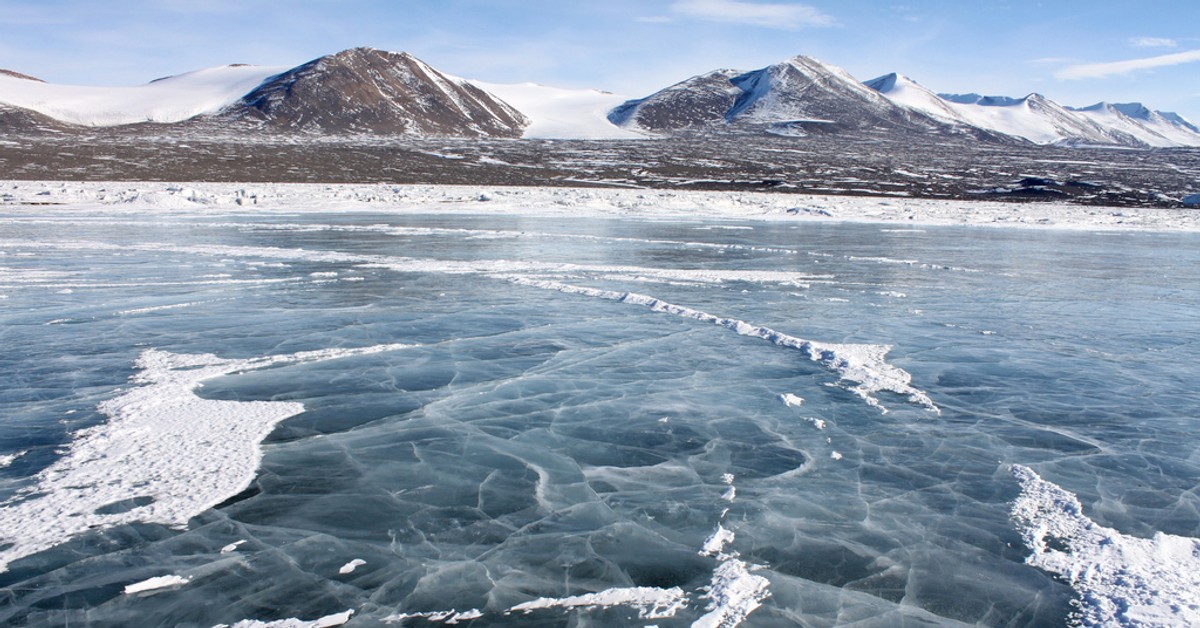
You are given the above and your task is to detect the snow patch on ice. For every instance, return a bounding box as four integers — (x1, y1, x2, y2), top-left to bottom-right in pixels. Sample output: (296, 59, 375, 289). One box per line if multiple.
(693, 476, 771, 628)
(1011, 465, 1200, 627)
(509, 587, 688, 620)
(0, 343, 410, 572)
(383, 609, 484, 624)
(692, 557, 771, 628)
(124, 574, 191, 595)
(778, 393, 804, 408)
(701, 525, 737, 557)
(216, 610, 354, 628)
(338, 559, 366, 575)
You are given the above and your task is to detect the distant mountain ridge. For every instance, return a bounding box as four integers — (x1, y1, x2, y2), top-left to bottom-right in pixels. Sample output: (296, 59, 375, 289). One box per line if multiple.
(0, 47, 1198, 147)
(614, 60, 1198, 147)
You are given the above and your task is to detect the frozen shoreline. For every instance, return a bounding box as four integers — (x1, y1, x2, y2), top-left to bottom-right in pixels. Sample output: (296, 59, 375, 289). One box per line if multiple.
(3, 180, 1200, 232)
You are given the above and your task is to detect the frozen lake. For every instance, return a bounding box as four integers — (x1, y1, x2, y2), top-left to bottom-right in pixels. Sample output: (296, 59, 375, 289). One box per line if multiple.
(1, 206, 1198, 626)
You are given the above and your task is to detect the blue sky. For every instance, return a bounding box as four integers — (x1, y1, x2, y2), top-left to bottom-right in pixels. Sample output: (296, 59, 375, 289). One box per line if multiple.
(4, 0, 1199, 120)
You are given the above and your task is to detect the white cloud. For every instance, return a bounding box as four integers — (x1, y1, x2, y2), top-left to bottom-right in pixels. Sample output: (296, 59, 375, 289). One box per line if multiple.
(1057, 49, 1200, 80)
(670, 0, 836, 29)
(1129, 37, 1177, 49)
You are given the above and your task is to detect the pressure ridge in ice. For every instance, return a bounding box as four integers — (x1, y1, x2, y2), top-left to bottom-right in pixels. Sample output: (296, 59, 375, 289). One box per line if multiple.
(1011, 465, 1200, 627)
(6, 236, 936, 415)
(511, 278, 940, 414)
(0, 343, 410, 572)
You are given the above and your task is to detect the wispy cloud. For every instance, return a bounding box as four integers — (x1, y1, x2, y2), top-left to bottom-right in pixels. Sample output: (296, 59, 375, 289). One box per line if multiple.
(1057, 49, 1200, 79)
(1129, 37, 1178, 49)
(1029, 57, 1075, 65)
(670, 0, 835, 29)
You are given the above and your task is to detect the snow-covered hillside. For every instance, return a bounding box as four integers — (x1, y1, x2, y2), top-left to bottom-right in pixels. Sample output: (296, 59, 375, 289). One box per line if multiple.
(467, 81, 645, 139)
(1070, 102, 1200, 148)
(0, 64, 287, 126)
(866, 72, 1200, 147)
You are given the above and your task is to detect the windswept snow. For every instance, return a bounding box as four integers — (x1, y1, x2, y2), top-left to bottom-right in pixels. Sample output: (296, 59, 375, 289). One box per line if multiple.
(468, 80, 645, 139)
(0, 64, 288, 126)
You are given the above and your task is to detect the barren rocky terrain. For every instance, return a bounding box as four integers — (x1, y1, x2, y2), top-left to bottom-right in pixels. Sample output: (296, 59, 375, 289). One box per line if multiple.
(2, 128, 1197, 208)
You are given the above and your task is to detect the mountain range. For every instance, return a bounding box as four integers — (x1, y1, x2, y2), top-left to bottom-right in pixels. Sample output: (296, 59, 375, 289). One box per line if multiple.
(1, 47, 1198, 148)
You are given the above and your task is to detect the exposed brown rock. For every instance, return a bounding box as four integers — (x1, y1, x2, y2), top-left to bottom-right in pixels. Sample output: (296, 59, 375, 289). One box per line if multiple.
(220, 47, 528, 137)
(0, 69, 44, 82)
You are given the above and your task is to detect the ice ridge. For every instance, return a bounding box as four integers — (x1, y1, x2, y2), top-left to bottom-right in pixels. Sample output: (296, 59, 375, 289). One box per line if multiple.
(508, 278, 940, 414)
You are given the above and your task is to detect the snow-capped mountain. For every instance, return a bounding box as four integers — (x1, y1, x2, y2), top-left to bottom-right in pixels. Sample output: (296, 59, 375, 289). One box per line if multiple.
(864, 72, 1200, 147)
(722, 56, 947, 132)
(611, 57, 967, 137)
(0, 63, 288, 127)
(1068, 102, 1200, 148)
(220, 48, 528, 137)
(862, 73, 975, 126)
(0, 48, 1197, 146)
(941, 91, 1140, 146)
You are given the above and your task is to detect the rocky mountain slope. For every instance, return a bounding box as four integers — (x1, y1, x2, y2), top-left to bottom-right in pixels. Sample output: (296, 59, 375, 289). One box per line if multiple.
(219, 48, 528, 137)
(610, 57, 994, 139)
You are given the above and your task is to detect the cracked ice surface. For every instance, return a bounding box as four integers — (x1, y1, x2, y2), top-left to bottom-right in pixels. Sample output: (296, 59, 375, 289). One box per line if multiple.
(2, 201, 1199, 626)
